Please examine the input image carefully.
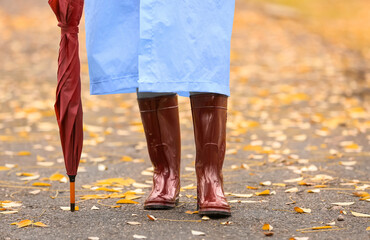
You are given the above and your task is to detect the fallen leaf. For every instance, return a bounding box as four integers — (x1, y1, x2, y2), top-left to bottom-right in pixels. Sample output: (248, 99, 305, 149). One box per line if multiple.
(132, 183, 151, 188)
(0, 211, 18, 214)
(285, 187, 299, 193)
(221, 221, 233, 225)
(255, 189, 270, 196)
(33, 222, 49, 227)
(80, 194, 109, 200)
(353, 192, 370, 198)
(185, 210, 199, 214)
(37, 162, 55, 167)
(311, 226, 332, 230)
(147, 214, 157, 221)
(230, 193, 253, 198)
(246, 186, 259, 190)
(98, 164, 107, 171)
(262, 223, 273, 231)
(202, 216, 210, 221)
(339, 161, 357, 166)
(0, 166, 10, 171)
(127, 222, 141, 225)
(121, 156, 133, 162)
(331, 202, 354, 206)
(351, 211, 370, 218)
(91, 205, 99, 210)
(260, 181, 272, 186)
(191, 230, 206, 236)
(263, 232, 274, 236)
(133, 235, 147, 239)
(307, 189, 320, 193)
(32, 182, 51, 187)
(294, 207, 311, 213)
(116, 199, 139, 204)
(13, 219, 33, 228)
(17, 151, 31, 156)
(95, 187, 121, 192)
(272, 183, 286, 187)
(284, 177, 304, 183)
(49, 173, 66, 182)
(20, 174, 40, 181)
(94, 178, 135, 187)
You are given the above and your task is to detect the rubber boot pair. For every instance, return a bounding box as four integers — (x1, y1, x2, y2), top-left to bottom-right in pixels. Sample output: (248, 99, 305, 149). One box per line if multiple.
(138, 93, 231, 217)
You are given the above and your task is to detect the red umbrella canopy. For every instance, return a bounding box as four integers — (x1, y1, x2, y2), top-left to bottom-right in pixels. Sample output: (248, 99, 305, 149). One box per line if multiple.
(49, 0, 84, 177)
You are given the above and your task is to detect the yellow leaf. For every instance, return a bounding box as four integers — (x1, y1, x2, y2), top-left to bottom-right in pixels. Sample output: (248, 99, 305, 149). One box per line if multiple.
(116, 199, 139, 204)
(246, 186, 258, 190)
(32, 182, 51, 187)
(0, 166, 10, 171)
(314, 185, 327, 188)
(36, 155, 45, 162)
(360, 196, 370, 201)
(366, 226, 370, 231)
(121, 156, 133, 162)
(185, 210, 199, 214)
(108, 193, 127, 199)
(255, 189, 270, 196)
(147, 214, 157, 221)
(311, 226, 332, 230)
(125, 195, 141, 200)
(15, 219, 33, 228)
(353, 192, 370, 198)
(17, 151, 31, 156)
(294, 207, 311, 213)
(17, 172, 35, 176)
(94, 187, 121, 192)
(262, 223, 273, 231)
(94, 178, 135, 187)
(49, 173, 65, 181)
(33, 222, 49, 227)
(298, 181, 314, 186)
(80, 194, 109, 200)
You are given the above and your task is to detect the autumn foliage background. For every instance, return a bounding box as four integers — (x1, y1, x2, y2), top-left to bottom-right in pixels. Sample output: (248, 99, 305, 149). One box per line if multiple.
(0, 0, 369, 239)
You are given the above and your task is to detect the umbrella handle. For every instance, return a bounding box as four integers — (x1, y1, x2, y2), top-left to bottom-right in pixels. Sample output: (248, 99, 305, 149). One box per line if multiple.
(68, 175, 76, 212)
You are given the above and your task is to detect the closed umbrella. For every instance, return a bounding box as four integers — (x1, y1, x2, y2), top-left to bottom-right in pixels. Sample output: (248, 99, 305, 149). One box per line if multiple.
(49, 0, 84, 212)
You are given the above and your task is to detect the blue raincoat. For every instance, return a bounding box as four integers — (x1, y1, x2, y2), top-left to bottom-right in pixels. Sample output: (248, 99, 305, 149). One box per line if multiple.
(85, 1, 235, 97)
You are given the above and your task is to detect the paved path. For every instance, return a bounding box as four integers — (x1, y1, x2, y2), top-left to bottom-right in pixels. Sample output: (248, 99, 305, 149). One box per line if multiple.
(0, 1, 369, 239)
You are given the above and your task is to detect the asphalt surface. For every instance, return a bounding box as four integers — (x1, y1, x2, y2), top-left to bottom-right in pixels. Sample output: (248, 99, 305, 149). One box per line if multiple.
(0, 0, 369, 239)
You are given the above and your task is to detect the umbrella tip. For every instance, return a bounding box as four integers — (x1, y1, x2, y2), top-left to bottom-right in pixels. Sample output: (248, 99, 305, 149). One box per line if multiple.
(70, 203, 75, 212)
(68, 175, 76, 182)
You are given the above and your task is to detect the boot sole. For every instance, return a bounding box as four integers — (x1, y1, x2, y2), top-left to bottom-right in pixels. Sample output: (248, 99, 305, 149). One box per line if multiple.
(144, 198, 179, 210)
(199, 210, 231, 218)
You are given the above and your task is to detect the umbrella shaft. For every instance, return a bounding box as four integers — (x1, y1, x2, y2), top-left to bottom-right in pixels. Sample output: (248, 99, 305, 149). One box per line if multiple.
(70, 181, 75, 212)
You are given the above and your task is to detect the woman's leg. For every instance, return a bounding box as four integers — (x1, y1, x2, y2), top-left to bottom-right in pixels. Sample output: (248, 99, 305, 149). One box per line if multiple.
(190, 93, 231, 217)
(136, 91, 181, 209)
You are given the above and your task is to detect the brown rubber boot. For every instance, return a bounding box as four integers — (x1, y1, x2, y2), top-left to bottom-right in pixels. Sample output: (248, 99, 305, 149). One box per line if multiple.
(190, 93, 231, 217)
(138, 94, 181, 210)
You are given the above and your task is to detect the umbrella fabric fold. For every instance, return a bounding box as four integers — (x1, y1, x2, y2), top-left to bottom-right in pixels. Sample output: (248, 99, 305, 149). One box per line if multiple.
(49, 0, 84, 212)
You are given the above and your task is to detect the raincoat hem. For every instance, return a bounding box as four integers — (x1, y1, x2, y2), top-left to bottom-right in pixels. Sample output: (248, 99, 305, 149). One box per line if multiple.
(138, 81, 230, 97)
(90, 74, 138, 95)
